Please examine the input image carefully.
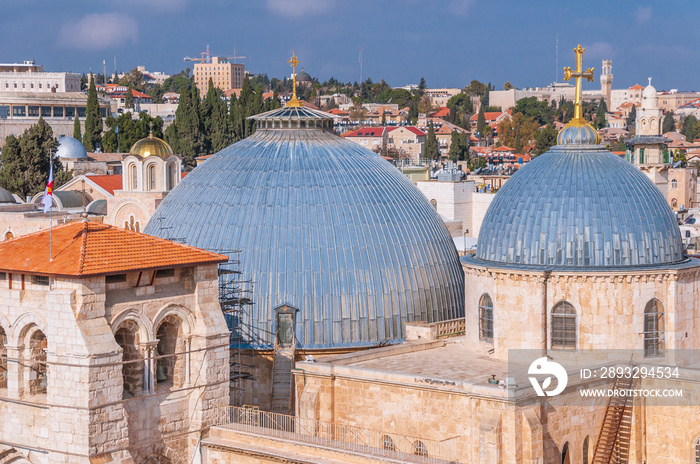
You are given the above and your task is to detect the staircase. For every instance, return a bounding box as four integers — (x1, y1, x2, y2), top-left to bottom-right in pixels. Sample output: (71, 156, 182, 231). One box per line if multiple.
(592, 373, 635, 464)
(271, 348, 295, 414)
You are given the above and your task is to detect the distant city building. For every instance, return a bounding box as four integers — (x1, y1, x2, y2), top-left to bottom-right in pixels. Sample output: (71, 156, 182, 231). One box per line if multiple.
(193, 57, 245, 95)
(0, 60, 80, 93)
(0, 92, 110, 146)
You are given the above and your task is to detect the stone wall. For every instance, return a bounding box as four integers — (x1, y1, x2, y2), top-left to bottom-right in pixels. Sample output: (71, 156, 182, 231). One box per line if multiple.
(463, 262, 700, 362)
(0, 262, 229, 464)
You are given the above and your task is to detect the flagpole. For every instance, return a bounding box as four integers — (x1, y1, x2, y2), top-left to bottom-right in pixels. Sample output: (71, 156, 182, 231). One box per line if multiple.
(49, 207, 52, 261)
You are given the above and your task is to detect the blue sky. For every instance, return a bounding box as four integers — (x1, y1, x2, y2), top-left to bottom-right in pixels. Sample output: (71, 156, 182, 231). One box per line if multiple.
(1, 0, 698, 92)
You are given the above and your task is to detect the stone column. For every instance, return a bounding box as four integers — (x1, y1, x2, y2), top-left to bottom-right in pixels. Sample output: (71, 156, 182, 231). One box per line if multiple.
(4, 344, 22, 399)
(184, 336, 192, 387)
(141, 341, 158, 395)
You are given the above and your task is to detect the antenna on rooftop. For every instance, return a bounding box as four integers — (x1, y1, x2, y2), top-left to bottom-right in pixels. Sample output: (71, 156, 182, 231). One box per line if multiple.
(359, 47, 363, 83)
(555, 33, 559, 83)
(154, 214, 186, 244)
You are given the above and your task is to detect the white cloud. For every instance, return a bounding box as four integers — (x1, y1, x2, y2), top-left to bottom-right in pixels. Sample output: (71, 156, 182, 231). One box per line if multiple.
(635, 6, 652, 24)
(585, 42, 614, 60)
(59, 13, 138, 51)
(265, 0, 334, 17)
(447, 0, 476, 16)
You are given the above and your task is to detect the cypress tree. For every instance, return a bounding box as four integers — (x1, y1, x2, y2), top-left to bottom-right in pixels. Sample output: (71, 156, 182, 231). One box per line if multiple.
(424, 121, 439, 158)
(83, 74, 103, 151)
(125, 86, 134, 109)
(73, 113, 81, 141)
(477, 105, 486, 137)
(167, 86, 204, 166)
(203, 78, 231, 152)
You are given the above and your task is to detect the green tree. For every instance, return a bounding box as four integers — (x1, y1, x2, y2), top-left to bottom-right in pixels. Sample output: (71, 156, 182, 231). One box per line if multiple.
(0, 118, 71, 198)
(446, 93, 473, 129)
(594, 98, 608, 129)
(202, 78, 231, 152)
(498, 113, 539, 151)
(447, 130, 470, 161)
(418, 77, 427, 94)
(534, 124, 558, 155)
(125, 87, 135, 109)
(681, 115, 698, 142)
(503, 81, 514, 90)
(165, 86, 204, 166)
(514, 97, 554, 125)
(476, 105, 486, 137)
(83, 74, 103, 151)
(626, 106, 637, 131)
(73, 113, 81, 141)
(663, 111, 676, 133)
(424, 121, 439, 158)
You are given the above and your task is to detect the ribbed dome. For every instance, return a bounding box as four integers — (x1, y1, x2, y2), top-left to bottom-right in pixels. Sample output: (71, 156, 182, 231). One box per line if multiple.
(475, 144, 684, 268)
(144, 108, 464, 349)
(56, 137, 88, 159)
(129, 133, 173, 158)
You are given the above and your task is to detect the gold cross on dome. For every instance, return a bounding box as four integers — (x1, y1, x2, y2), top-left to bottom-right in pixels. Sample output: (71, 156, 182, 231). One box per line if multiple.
(563, 44, 595, 121)
(287, 50, 302, 107)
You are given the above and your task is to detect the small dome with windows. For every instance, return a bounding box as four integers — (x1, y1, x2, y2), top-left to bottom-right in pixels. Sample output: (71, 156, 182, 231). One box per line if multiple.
(129, 133, 173, 159)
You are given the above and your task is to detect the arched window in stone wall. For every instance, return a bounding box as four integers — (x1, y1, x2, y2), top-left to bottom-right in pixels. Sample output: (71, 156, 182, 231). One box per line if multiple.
(4, 231, 13, 241)
(551, 301, 577, 350)
(478, 293, 494, 342)
(644, 299, 664, 358)
(382, 435, 395, 451)
(148, 164, 157, 191)
(114, 320, 145, 398)
(413, 441, 428, 457)
(671, 179, 678, 189)
(129, 163, 138, 190)
(0, 326, 6, 391)
(155, 315, 186, 388)
(694, 436, 700, 464)
(582, 436, 590, 464)
(167, 163, 177, 191)
(561, 442, 570, 464)
(22, 328, 47, 397)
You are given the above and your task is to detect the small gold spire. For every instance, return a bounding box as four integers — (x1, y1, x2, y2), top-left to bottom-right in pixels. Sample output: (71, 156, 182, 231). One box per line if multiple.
(563, 44, 595, 123)
(287, 51, 303, 108)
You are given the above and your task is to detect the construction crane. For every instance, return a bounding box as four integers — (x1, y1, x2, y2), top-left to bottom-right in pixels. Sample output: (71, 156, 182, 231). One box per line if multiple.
(183, 44, 210, 64)
(220, 44, 246, 64)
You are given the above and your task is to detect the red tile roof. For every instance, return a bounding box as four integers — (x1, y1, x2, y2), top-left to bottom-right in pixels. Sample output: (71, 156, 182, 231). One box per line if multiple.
(86, 175, 122, 195)
(432, 107, 451, 118)
(469, 111, 507, 122)
(342, 127, 386, 137)
(387, 126, 426, 136)
(327, 108, 349, 115)
(0, 222, 227, 277)
(629, 84, 644, 90)
(491, 145, 515, 152)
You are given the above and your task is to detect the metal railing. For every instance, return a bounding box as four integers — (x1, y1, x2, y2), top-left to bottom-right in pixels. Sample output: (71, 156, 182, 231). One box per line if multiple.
(211, 405, 460, 463)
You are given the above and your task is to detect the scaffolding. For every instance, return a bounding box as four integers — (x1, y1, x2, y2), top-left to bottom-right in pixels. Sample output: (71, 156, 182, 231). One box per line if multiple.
(217, 252, 256, 406)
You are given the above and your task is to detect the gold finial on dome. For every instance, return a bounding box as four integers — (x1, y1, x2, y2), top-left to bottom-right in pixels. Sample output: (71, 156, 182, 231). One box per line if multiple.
(287, 51, 303, 108)
(558, 44, 601, 145)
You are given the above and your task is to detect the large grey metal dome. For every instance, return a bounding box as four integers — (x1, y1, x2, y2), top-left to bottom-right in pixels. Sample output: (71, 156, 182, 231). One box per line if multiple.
(475, 144, 684, 268)
(145, 107, 464, 349)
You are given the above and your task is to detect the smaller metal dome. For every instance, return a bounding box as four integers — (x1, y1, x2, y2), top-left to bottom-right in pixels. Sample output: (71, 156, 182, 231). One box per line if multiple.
(56, 137, 88, 159)
(0, 187, 16, 204)
(296, 70, 312, 82)
(129, 133, 173, 159)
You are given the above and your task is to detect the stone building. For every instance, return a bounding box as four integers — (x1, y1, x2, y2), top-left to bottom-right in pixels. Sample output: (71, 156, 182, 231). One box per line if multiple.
(106, 133, 182, 232)
(629, 79, 698, 211)
(0, 221, 230, 463)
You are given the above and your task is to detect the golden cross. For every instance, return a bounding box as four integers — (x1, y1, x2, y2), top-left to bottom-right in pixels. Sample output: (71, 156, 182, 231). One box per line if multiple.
(563, 44, 595, 121)
(287, 51, 302, 107)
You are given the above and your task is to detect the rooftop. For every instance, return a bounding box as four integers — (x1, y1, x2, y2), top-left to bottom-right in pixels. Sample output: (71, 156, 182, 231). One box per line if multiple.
(0, 221, 227, 277)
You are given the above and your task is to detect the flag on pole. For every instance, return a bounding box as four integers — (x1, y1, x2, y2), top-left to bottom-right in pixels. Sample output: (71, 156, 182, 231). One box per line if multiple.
(41, 163, 54, 213)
